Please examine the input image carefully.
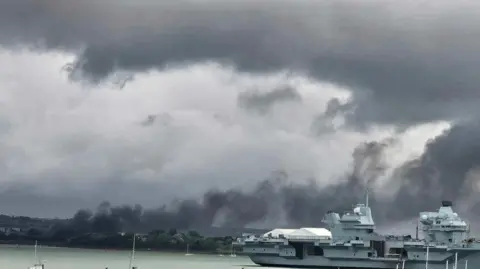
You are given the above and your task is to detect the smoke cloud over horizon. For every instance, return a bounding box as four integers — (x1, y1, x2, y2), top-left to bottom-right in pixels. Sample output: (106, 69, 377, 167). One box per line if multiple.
(2, 0, 480, 233)
(62, 127, 480, 233)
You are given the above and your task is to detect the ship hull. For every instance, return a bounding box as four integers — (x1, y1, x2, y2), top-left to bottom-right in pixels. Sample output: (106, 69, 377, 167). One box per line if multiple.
(250, 255, 396, 269)
(255, 264, 384, 269)
(254, 261, 385, 269)
(249, 253, 480, 269)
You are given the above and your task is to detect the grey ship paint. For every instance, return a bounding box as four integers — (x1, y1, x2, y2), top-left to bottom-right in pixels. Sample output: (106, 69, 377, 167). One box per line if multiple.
(236, 194, 479, 269)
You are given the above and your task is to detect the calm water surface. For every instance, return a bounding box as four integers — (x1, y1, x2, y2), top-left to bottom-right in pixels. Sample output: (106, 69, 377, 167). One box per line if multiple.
(0, 245, 255, 269)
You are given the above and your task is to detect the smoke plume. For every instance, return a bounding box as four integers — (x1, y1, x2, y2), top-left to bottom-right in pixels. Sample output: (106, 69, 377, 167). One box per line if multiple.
(63, 121, 480, 233)
(64, 137, 399, 232)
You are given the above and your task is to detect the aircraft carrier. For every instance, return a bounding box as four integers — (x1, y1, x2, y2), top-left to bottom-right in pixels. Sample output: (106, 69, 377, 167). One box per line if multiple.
(237, 195, 479, 269)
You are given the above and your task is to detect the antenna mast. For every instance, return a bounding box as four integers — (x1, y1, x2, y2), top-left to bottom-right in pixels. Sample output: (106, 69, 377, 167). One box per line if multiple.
(416, 221, 419, 240)
(365, 187, 369, 208)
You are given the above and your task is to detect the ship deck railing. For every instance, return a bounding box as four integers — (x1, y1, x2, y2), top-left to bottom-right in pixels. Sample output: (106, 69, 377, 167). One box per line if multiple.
(369, 254, 404, 262)
(287, 235, 331, 241)
(404, 241, 425, 246)
(242, 238, 286, 243)
(259, 238, 286, 242)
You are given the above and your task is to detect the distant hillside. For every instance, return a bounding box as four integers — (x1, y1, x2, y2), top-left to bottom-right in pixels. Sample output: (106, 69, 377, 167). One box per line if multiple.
(0, 214, 269, 237)
(0, 214, 65, 231)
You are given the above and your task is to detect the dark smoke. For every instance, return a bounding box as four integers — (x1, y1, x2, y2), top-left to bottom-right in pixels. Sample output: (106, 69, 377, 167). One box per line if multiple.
(65, 138, 396, 233)
(65, 182, 278, 233)
(63, 121, 480, 234)
(280, 138, 394, 226)
(387, 120, 480, 220)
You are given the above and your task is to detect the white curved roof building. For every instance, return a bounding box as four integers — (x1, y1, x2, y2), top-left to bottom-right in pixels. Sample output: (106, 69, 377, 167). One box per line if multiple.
(261, 227, 331, 240)
(263, 228, 296, 238)
(286, 227, 332, 240)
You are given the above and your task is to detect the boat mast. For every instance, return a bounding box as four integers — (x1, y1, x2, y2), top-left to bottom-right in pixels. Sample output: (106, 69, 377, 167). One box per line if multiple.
(34, 240, 37, 262)
(454, 252, 458, 269)
(128, 234, 136, 269)
(425, 245, 429, 269)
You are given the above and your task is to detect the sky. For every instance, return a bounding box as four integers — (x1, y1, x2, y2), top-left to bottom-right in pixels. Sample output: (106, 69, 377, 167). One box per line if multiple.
(1, 0, 480, 229)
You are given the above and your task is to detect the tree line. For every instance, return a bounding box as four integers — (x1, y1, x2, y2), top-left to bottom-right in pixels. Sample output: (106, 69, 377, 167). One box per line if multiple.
(0, 227, 239, 254)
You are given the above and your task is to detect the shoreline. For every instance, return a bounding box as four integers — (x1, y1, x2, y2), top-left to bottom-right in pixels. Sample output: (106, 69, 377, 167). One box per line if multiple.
(0, 241, 245, 256)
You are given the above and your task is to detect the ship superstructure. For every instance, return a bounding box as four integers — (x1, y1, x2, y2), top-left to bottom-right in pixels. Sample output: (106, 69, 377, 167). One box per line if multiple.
(237, 197, 480, 269)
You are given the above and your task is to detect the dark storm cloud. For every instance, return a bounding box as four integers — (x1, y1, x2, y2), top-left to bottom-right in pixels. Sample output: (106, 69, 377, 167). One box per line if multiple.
(2, 1, 480, 125)
(237, 86, 301, 114)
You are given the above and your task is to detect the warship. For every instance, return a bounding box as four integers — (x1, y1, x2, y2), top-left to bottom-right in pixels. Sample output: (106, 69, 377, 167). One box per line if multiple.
(237, 193, 480, 269)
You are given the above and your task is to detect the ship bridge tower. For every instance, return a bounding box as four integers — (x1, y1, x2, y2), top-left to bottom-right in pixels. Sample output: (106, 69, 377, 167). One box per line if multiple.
(419, 201, 469, 245)
(322, 190, 377, 242)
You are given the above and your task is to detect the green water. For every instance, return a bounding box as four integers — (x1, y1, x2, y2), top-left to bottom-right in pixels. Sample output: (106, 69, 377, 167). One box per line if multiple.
(0, 245, 254, 269)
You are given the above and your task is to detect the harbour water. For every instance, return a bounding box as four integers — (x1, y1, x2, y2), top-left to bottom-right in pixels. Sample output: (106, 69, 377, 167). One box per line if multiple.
(0, 245, 253, 269)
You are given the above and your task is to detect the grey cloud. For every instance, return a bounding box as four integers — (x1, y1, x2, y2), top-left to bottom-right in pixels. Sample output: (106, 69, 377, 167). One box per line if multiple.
(141, 115, 157, 126)
(323, 98, 349, 119)
(0, 178, 186, 218)
(0, 119, 11, 137)
(310, 97, 355, 134)
(139, 113, 173, 127)
(386, 120, 480, 221)
(3, 1, 480, 125)
(237, 86, 301, 115)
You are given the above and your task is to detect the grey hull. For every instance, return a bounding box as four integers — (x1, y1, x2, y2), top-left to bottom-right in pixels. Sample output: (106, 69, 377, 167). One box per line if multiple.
(256, 264, 384, 269)
(249, 253, 480, 269)
(250, 255, 397, 269)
